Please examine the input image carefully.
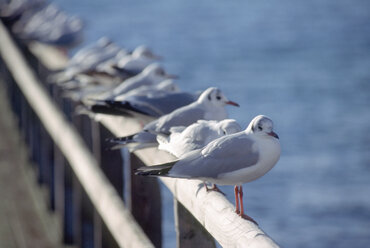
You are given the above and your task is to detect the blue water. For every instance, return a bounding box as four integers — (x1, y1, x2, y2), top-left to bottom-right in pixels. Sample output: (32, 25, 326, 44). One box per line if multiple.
(53, 0, 370, 247)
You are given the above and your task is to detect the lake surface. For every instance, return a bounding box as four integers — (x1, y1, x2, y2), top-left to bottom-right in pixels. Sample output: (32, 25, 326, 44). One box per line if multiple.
(53, 0, 370, 247)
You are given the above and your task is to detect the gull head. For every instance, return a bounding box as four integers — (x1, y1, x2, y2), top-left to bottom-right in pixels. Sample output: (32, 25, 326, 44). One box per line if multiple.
(217, 119, 242, 135)
(198, 87, 239, 108)
(248, 115, 279, 139)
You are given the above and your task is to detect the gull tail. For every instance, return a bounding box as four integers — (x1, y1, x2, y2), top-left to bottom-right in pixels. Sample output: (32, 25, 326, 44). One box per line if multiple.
(135, 161, 178, 177)
(90, 102, 133, 116)
(110, 65, 138, 77)
(106, 134, 136, 144)
(104, 100, 154, 117)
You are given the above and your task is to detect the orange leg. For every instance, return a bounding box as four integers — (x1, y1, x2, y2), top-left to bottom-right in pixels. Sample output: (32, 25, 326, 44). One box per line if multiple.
(238, 186, 258, 225)
(239, 186, 244, 216)
(234, 185, 240, 214)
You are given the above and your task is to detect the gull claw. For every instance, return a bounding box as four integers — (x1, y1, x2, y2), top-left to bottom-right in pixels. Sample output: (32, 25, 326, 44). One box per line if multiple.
(204, 183, 226, 195)
(239, 213, 258, 225)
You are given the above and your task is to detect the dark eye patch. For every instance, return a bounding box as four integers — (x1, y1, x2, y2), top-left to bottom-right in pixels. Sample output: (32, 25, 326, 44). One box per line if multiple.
(216, 96, 221, 100)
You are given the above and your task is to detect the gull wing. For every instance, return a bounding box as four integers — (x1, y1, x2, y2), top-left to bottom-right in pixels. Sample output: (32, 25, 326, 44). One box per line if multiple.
(144, 102, 204, 134)
(170, 132, 259, 178)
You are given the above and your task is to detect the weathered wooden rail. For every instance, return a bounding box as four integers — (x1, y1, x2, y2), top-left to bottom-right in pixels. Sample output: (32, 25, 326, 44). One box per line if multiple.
(0, 19, 280, 248)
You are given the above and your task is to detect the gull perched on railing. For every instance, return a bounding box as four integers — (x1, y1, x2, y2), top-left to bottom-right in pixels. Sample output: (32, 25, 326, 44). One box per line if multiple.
(11, 3, 84, 48)
(0, 0, 46, 21)
(54, 38, 126, 83)
(107, 87, 239, 151)
(157, 119, 242, 158)
(106, 63, 177, 98)
(87, 79, 197, 117)
(136, 115, 280, 224)
(109, 45, 162, 75)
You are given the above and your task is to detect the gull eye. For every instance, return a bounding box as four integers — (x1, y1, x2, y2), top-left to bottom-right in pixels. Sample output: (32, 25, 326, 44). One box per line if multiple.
(258, 126, 263, 131)
(216, 96, 221, 100)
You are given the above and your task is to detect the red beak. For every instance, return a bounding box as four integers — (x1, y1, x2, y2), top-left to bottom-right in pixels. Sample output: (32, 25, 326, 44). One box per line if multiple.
(225, 100, 240, 107)
(268, 131, 279, 139)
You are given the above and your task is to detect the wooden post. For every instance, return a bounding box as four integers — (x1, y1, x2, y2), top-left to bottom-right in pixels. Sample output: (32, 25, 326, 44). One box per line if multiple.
(174, 200, 216, 248)
(93, 211, 102, 248)
(63, 162, 75, 244)
(98, 124, 124, 197)
(129, 154, 162, 247)
(79, 183, 96, 248)
(95, 123, 124, 248)
(53, 145, 65, 225)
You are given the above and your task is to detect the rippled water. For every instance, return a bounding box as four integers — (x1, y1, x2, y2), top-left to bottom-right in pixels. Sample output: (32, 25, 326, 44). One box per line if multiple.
(53, 0, 370, 247)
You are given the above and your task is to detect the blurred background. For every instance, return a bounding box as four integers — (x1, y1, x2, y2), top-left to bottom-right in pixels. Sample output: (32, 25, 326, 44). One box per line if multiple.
(3, 0, 370, 247)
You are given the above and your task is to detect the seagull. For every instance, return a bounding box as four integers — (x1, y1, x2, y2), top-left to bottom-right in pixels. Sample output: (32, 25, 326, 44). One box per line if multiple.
(54, 38, 126, 83)
(135, 115, 280, 223)
(11, 3, 84, 48)
(88, 80, 197, 117)
(112, 45, 162, 75)
(113, 79, 180, 101)
(107, 87, 239, 150)
(157, 119, 242, 158)
(0, 0, 45, 21)
(107, 63, 177, 98)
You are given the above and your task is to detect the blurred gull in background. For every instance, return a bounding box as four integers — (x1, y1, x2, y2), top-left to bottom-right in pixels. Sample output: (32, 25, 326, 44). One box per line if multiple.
(89, 80, 198, 118)
(107, 63, 177, 98)
(0, 0, 45, 21)
(11, 3, 83, 48)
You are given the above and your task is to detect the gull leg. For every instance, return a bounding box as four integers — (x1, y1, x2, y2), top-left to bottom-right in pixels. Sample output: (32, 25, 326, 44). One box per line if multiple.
(234, 185, 240, 214)
(238, 186, 258, 225)
(203, 182, 209, 191)
(209, 184, 225, 195)
(204, 183, 225, 195)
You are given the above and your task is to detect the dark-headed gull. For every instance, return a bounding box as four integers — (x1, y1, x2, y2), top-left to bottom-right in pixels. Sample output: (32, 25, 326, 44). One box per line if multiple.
(136, 115, 280, 223)
(108, 87, 239, 150)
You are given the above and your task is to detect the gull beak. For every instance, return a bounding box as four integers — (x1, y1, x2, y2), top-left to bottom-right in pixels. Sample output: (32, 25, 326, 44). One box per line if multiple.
(225, 100, 240, 107)
(268, 131, 279, 139)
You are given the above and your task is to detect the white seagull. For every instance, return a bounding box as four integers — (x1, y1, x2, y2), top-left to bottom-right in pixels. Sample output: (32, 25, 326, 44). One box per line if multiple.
(108, 87, 239, 150)
(136, 115, 280, 223)
(108, 63, 177, 98)
(113, 45, 162, 75)
(157, 119, 242, 158)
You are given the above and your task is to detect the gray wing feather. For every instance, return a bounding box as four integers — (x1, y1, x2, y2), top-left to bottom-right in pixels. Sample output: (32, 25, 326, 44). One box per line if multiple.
(170, 133, 259, 178)
(144, 103, 205, 134)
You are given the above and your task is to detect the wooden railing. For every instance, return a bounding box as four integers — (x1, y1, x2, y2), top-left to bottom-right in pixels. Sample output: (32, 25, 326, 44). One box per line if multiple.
(0, 20, 280, 248)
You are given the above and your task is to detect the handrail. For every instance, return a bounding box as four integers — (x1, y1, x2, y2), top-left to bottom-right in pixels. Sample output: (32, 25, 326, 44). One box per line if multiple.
(12, 25, 280, 248)
(0, 21, 154, 248)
